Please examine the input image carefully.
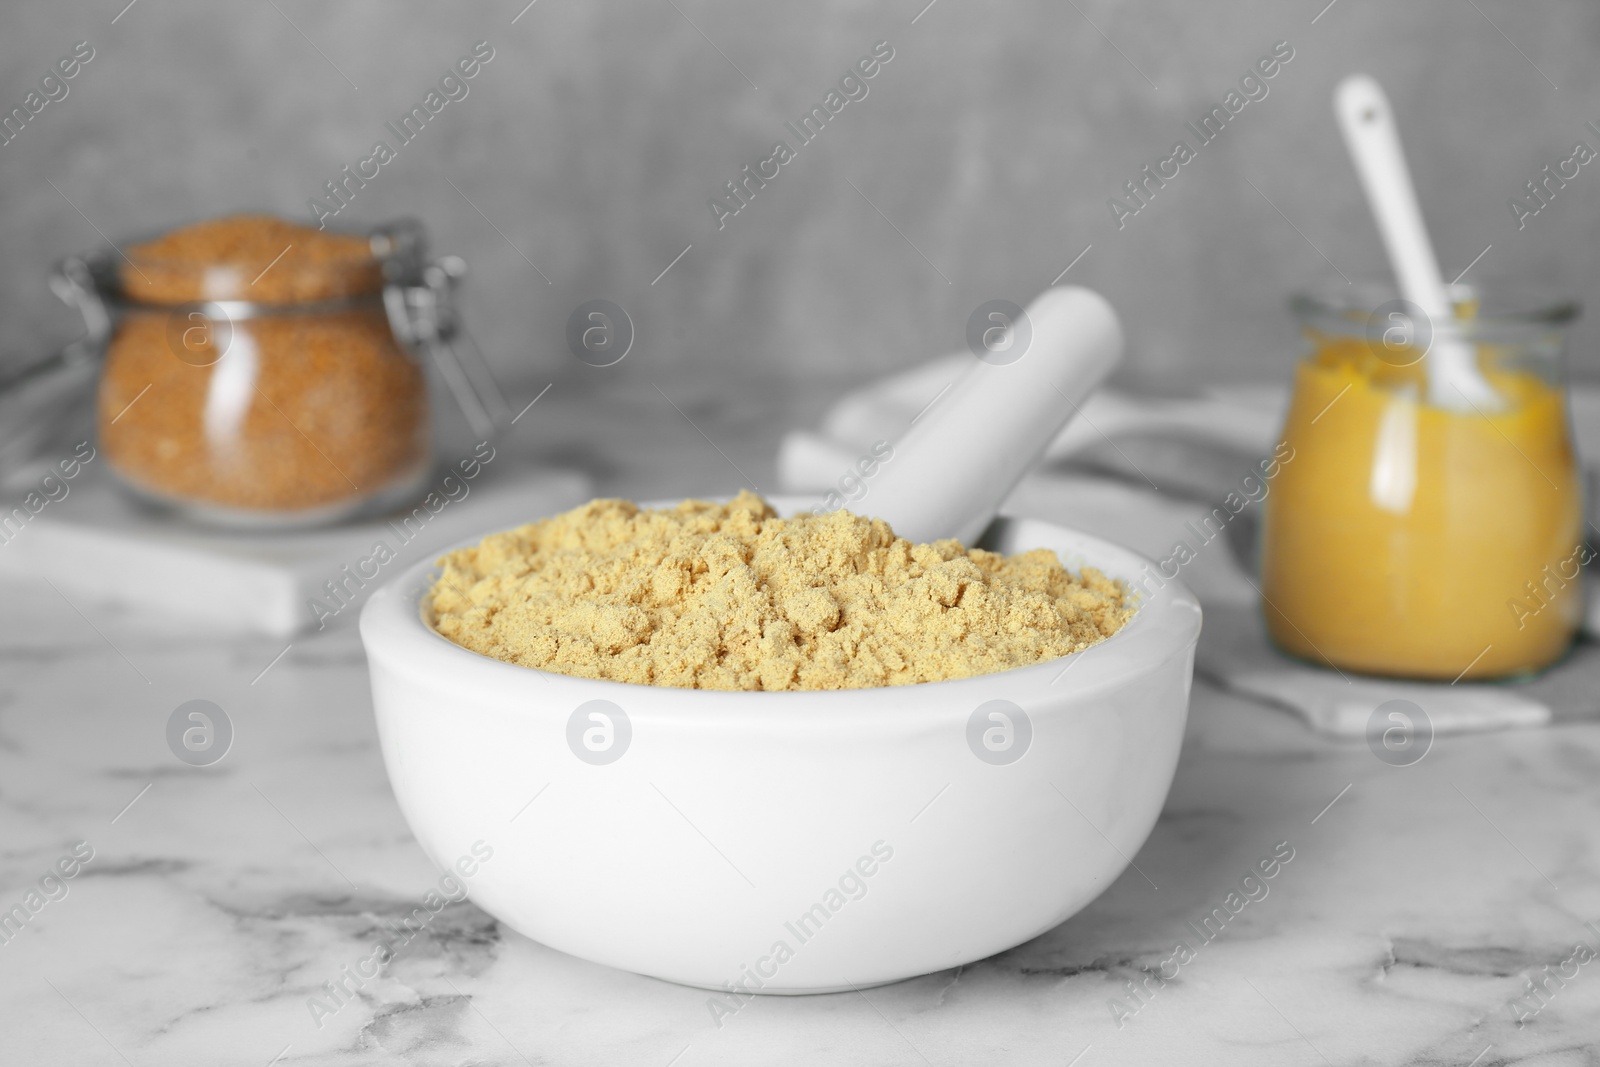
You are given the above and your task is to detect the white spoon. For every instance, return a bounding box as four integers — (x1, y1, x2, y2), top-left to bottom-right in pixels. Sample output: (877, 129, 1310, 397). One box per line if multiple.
(1334, 75, 1500, 411)
(859, 286, 1123, 545)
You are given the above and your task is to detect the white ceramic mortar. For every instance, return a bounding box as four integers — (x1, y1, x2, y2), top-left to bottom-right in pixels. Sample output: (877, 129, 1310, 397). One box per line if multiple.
(360, 498, 1200, 992)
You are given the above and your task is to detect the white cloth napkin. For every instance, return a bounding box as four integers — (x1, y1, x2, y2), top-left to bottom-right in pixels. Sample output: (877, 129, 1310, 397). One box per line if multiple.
(779, 359, 1600, 737)
(778, 353, 1287, 492)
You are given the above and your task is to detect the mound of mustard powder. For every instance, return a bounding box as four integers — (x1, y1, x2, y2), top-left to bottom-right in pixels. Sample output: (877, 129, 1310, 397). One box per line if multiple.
(428, 491, 1133, 691)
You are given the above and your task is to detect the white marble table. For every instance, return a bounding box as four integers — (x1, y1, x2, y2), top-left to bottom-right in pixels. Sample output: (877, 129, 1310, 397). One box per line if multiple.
(3, 374, 1598, 1065)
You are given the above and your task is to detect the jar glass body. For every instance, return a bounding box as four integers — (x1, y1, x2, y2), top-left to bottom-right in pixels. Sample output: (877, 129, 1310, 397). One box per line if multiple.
(91, 223, 441, 524)
(98, 299, 431, 525)
(1260, 282, 1583, 681)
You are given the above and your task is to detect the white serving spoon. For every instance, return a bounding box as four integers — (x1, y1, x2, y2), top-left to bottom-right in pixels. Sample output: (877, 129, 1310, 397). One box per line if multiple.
(1334, 74, 1500, 411)
(860, 286, 1123, 545)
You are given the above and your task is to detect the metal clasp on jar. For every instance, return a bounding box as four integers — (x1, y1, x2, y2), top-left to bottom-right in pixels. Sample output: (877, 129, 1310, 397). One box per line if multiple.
(376, 223, 509, 443)
(0, 256, 108, 481)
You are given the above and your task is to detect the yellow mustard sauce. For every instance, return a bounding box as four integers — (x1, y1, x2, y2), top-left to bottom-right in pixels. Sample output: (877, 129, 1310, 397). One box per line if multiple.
(1261, 330, 1583, 680)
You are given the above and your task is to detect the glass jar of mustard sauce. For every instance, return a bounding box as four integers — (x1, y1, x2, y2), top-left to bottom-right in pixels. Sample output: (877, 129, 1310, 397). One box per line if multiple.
(53, 215, 506, 528)
(1261, 282, 1583, 681)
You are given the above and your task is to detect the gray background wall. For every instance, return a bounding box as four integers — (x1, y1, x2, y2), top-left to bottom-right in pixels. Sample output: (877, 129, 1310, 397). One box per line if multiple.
(2, 0, 1597, 396)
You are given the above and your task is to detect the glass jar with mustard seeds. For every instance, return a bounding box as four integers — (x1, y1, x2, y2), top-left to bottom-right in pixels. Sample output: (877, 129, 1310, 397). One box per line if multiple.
(57, 214, 504, 528)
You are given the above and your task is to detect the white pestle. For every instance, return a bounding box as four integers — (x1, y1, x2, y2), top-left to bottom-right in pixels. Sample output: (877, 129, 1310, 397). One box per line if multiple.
(1333, 75, 1501, 411)
(858, 286, 1123, 546)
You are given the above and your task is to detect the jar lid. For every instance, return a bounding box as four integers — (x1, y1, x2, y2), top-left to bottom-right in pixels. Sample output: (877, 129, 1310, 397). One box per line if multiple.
(115, 214, 384, 306)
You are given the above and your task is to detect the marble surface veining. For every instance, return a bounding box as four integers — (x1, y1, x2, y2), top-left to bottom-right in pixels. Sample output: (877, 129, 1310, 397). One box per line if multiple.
(2, 376, 1598, 1066)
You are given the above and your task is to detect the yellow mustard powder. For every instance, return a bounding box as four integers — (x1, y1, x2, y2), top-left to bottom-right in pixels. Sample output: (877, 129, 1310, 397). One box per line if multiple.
(428, 491, 1134, 690)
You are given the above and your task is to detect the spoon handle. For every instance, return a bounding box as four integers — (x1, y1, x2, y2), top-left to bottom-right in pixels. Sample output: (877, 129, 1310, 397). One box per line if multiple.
(1334, 75, 1498, 409)
(859, 286, 1123, 546)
